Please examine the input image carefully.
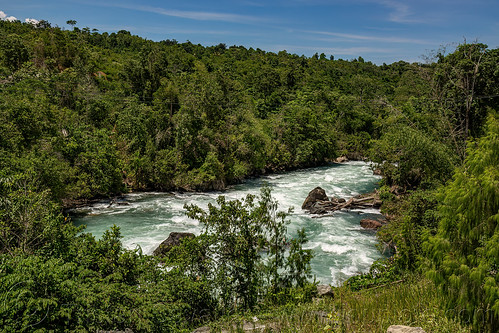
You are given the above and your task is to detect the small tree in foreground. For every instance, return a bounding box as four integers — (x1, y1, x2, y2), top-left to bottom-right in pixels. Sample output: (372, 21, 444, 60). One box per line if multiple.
(183, 186, 314, 312)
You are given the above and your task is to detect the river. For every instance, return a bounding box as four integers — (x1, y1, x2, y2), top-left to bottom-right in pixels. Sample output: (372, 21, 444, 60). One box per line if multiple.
(71, 161, 386, 286)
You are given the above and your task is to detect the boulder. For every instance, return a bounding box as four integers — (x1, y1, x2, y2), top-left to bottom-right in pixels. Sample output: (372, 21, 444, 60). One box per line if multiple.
(317, 284, 334, 297)
(302, 187, 329, 210)
(334, 156, 349, 163)
(360, 219, 383, 230)
(387, 325, 425, 333)
(153, 232, 195, 256)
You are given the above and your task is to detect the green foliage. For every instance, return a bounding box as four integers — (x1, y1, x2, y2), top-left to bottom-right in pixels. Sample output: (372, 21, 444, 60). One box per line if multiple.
(286, 228, 314, 288)
(183, 151, 225, 191)
(436, 43, 490, 141)
(425, 111, 499, 331)
(378, 185, 394, 201)
(183, 186, 315, 312)
(0, 173, 79, 256)
(376, 189, 439, 271)
(1, 34, 30, 71)
(67, 127, 124, 198)
(0, 222, 215, 332)
(345, 257, 402, 291)
(370, 124, 457, 189)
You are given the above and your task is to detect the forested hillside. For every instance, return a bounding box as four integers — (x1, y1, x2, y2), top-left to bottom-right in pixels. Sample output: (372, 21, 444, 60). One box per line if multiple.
(2, 20, 497, 203)
(0, 19, 498, 332)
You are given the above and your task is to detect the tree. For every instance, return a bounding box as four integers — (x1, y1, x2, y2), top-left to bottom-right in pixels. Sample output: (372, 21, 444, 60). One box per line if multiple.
(370, 124, 456, 189)
(437, 42, 488, 145)
(66, 20, 77, 29)
(184, 186, 313, 312)
(1, 34, 29, 71)
(0, 173, 79, 256)
(426, 110, 499, 332)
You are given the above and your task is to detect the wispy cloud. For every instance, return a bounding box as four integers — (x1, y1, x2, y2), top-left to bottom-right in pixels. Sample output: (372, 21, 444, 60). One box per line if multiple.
(238, 0, 267, 7)
(372, 0, 430, 24)
(381, 0, 413, 23)
(96, 2, 263, 24)
(269, 44, 394, 55)
(304, 30, 431, 45)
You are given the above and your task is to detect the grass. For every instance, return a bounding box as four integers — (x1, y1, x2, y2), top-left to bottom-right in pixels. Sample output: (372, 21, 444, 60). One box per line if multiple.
(329, 274, 470, 332)
(198, 274, 471, 332)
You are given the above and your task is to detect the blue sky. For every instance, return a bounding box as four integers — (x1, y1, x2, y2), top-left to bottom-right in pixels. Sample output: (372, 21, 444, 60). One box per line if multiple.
(1, 0, 498, 64)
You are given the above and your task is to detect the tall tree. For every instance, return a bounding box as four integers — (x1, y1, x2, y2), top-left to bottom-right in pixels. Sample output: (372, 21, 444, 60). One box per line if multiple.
(437, 42, 488, 147)
(426, 110, 499, 332)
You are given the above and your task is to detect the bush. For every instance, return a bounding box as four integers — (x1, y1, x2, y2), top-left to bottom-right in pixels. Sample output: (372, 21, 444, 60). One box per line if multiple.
(183, 186, 315, 312)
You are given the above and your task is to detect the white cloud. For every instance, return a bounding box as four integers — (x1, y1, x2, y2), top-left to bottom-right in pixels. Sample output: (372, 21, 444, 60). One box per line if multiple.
(25, 18, 39, 25)
(0, 10, 17, 21)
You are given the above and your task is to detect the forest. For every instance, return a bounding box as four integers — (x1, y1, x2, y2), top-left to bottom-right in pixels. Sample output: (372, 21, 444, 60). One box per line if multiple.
(0, 19, 498, 332)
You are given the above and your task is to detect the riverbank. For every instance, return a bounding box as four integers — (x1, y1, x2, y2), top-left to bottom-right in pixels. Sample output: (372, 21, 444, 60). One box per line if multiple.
(62, 155, 369, 211)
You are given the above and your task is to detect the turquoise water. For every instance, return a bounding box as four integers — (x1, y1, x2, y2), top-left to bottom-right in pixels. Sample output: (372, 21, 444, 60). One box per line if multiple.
(71, 161, 386, 285)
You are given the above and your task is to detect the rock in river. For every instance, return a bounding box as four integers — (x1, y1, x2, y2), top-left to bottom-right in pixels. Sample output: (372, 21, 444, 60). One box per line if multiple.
(360, 218, 383, 230)
(302, 187, 329, 210)
(153, 232, 195, 256)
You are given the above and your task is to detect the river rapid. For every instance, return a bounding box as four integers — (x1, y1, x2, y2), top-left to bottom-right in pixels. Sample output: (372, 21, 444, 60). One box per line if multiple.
(71, 161, 386, 286)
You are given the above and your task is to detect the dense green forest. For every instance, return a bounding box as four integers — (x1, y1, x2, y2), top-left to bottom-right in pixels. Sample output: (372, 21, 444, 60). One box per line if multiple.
(0, 19, 498, 332)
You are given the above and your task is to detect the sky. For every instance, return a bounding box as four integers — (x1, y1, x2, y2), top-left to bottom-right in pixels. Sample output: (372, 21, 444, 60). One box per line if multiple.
(1, 0, 498, 64)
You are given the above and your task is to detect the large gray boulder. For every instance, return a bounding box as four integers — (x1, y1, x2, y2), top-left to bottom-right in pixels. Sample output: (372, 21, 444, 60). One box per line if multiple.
(387, 325, 425, 333)
(153, 232, 195, 256)
(302, 187, 329, 210)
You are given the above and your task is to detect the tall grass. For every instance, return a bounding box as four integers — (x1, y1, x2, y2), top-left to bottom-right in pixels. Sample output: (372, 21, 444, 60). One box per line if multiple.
(198, 274, 471, 332)
(330, 275, 470, 332)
